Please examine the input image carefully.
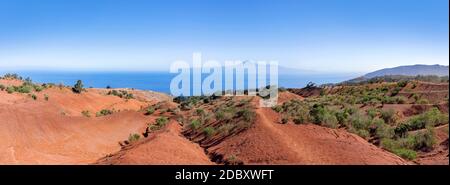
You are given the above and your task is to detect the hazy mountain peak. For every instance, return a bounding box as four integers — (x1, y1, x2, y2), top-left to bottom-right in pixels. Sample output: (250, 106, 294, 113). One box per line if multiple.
(363, 64, 449, 79)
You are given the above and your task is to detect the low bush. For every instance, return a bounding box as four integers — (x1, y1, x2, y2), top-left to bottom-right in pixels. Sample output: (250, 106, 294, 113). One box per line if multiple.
(145, 107, 155, 115)
(96, 109, 113, 117)
(217, 123, 235, 135)
(321, 113, 338, 128)
(380, 109, 397, 125)
(107, 90, 134, 99)
(403, 108, 448, 131)
(392, 148, 417, 160)
(196, 108, 205, 116)
(155, 117, 169, 127)
(272, 105, 283, 113)
(190, 119, 201, 130)
(397, 81, 408, 88)
(410, 127, 435, 151)
(6, 86, 14, 94)
(203, 126, 216, 137)
(367, 108, 378, 119)
(391, 87, 402, 96)
(128, 133, 141, 143)
(237, 108, 255, 122)
(16, 85, 32, 93)
(380, 138, 417, 160)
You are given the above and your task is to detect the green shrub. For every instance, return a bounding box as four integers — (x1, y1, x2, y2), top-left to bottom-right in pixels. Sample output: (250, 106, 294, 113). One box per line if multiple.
(6, 86, 14, 94)
(372, 118, 394, 139)
(411, 127, 435, 151)
(215, 106, 236, 122)
(44, 94, 49, 101)
(31, 94, 37, 100)
(203, 126, 216, 137)
(380, 138, 417, 160)
(391, 87, 402, 96)
(16, 85, 32, 93)
(0, 84, 5, 91)
(392, 148, 417, 160)
(272, 105, 283, 113)
(404, 108, 448, 130)
(128, 133, 141, 143)
(34, 85, 44, 92)
(237, 108, 255, 122)
(310, 104, 325, 124)
(381, 109, 397, 125)
(217, 123, 235, 135)
(190, 119, 201, 130)
(350, 128, 369, 139)
(367, 108, 378, 119)
(335, 110, 350, 125)
(107, 90, 134, 99)
(145, 107, 155, 115)
(155, 117, 169, 127)
(348, 112, 370, 130)
(96, 109, 113, 117)
(397, 81, 408, 88)
(321, 113, 338, 128)
(196, 108, 205, 116)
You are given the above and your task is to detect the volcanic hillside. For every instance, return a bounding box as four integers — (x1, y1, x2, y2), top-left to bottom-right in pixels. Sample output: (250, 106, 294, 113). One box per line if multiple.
(1, 73, 448, 165)
(288, 80, 449, 164)
(0, 75, 208, 164)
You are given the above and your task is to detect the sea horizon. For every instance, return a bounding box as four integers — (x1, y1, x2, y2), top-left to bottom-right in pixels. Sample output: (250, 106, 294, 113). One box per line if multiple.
(0, 70, 361, 94)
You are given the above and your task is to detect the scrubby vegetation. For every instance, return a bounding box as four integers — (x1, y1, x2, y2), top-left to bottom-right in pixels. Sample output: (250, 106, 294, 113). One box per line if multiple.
(96, 109, 113, 117)
(143, 116, 170, 137)
(175, 96, 256, 146)
(276, 84, 449, 160)
(0, 76, 49, 96)
(343, 75, 449, 84)
(107, 89, 134, 99)
(397, 108, 448, 132)
(1, 73, 23, 80)
(128, 133, 141, 143)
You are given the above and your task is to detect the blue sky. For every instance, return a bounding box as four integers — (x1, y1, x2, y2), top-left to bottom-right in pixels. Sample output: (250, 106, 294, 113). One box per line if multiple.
(0, 0, 448, 73)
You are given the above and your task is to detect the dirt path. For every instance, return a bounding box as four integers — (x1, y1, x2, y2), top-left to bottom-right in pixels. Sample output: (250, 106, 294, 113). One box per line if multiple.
(252, 107, 408, 164)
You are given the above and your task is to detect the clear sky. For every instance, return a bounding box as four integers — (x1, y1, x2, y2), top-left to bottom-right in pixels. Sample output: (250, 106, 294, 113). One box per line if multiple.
(0, 0, 448, 73)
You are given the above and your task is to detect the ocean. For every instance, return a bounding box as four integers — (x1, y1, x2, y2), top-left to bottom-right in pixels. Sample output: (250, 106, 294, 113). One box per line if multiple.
(1, 71, 358, 95)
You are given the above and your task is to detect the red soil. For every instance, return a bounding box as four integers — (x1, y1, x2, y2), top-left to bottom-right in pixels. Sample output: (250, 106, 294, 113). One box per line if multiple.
(96, 121, 212, 165)
(0, 84, 159, 164)
(277, 91, 304, 104)
(206, 97, 408, 165)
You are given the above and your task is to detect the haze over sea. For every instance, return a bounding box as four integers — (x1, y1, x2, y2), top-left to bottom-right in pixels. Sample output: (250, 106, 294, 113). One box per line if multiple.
(0, 71, 359, 95)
